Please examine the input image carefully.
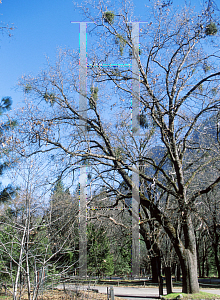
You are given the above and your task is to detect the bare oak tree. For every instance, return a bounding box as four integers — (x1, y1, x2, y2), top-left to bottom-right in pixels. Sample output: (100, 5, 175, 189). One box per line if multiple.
(15, 0, 220, 293)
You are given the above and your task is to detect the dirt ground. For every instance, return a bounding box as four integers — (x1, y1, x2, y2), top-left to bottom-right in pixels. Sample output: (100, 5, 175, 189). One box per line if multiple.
(0, 288, 125, 299)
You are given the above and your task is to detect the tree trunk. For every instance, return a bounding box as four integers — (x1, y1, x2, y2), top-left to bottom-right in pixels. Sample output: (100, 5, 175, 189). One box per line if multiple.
(202, 251, 205, 278)
(139, 222, 162, 283)
(206, 255, 209, 277)
(196, 235, 201, 278)
(151, 256, 161, 283)
(177, 214, 199, 294)
(214, 244, 220, 278)
(164, 267, 173, 294)
(201, 238, 207, 278)
(198, 257, 201, 278)
(158, 275, 163, 296)
(176, 263, 181, 281)
(141, 194, 200, 293)
(180, 249, 199, 293)
(212, 239, 220, 278)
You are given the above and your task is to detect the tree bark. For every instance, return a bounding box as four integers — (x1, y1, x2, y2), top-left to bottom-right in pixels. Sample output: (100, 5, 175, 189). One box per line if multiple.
(151, 256, 161, 283)
(180, 248, 199, 293)
(175, 263, 181, 282)
(212, 220, 220, 278)
(196, 234, 201, 278)
(179, 215, 199, 293)
(140, 196, 199, 293)
(164, 267, 173, 294)
(139, 221, 162, 283)
(206, 255, 209, 277)
(214, 243, 220, 278)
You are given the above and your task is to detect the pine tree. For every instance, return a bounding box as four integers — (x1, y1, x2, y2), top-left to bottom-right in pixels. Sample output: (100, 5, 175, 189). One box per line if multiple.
(0, 97, 16, 202)
(48, 179, 79, 273)
(87, 223, 114, 277)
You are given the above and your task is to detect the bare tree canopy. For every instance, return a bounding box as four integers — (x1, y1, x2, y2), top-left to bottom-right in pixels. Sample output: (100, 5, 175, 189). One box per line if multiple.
(14, 0, 220, 294)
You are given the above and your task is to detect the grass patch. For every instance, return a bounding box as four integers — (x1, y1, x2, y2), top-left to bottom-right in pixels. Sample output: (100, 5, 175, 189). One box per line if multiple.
(0, 296, 12, 300)
(163, 291, 220, 299)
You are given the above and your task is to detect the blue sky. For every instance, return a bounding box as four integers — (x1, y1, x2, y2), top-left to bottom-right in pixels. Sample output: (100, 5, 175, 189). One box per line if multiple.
(0, 0, 80, 108)
(0, 0, 207, 110)
(0, 0, 211, 190)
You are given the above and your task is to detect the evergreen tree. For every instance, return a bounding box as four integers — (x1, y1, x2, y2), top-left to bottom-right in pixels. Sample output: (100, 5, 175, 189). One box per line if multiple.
(52, 178, 65, 196)
(113, 237, 131, 276)
(0, 97, 16, 202)
(47, 179, 79, 273)
(87, 223, 114, 277)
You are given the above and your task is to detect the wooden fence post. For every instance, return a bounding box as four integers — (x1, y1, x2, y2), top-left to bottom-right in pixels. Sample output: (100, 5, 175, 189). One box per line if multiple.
(110, 286, 114, 300)
(158, 275, 163, 296)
